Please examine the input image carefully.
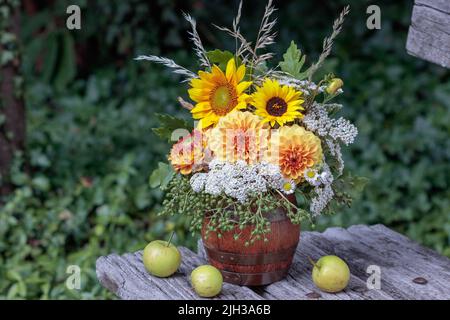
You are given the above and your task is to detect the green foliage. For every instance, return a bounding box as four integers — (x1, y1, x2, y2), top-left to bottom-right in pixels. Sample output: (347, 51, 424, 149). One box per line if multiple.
(152, 113, 193, 143)
(1, 0, 449, 300)
(329, 172, 370, 209)
(159, 175, 308, 245)
(54, 33, 77, 91)
(279, 41, 307, 79)
(149, 162, 175, 189)
(0, 55, 195, 299)
(205, 49, 235, 70)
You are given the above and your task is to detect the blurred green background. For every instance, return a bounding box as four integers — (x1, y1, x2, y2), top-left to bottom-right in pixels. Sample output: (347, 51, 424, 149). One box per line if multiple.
(0, 0, 449, 299)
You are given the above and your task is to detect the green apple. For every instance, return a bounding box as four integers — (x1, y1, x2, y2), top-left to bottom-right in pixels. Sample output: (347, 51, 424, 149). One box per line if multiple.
(311, 255, 350, 293)
(191, 265, 223, 297)
(142, 240, 181, 277)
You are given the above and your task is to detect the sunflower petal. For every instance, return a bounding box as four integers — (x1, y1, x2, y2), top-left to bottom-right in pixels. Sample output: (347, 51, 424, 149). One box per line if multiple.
(236, 64, 246, 82)
(237, 81, 252, 94)
(225, 58, 236, 82)
(191, 101, 211, 113)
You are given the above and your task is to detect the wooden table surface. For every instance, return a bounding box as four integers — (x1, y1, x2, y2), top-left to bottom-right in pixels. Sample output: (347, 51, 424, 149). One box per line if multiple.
(406, 0, 450, 68)
(96, 224, 450, 300)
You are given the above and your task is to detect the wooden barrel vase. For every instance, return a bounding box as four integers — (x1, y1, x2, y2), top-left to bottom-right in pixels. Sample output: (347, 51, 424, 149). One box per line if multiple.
(201, 195, 300, 286)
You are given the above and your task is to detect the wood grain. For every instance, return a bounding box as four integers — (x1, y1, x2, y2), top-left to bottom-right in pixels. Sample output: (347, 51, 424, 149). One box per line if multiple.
(96, 224, 450, 300)
(96, 247, 262, 300)
(406, 0, 450, 68)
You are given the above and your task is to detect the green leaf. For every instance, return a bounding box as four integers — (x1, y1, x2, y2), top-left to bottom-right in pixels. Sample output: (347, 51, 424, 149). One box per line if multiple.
(1, 32, 16, 45)
(149, 162, 174, 189)
(279, 41, 308, 80)
(334, 172, 369, 197)
(54, 33, 77, 90)
(205, 49, 235, 71)
(152, 113, 193, 142)
(42, 33, 59, 83)
(31, 176, 50, 192)
(0, 50, 14, 66)
(352, 176, 370, 193)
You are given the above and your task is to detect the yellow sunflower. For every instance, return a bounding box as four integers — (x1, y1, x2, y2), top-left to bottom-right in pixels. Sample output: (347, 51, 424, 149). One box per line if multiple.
(188, 58, 252, 129)
(266, 125, 322, 180)
(252, 79, 304, 127)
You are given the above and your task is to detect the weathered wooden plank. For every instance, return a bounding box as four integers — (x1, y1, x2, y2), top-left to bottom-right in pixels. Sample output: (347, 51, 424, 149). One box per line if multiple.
(287, 225, 450, 300)
(340, 225, 450, 300)
(407, 26, 450, 68)
(96, 247, 263, 300)
(406, 0, 450, 68)
(412, 4, 450, 43)
(198, 225, 450, 300)
(97, 225, 450, 300)
(415, 0, 450, 13)
(198, 231, 394, 300)
(363, 225, 450, 296)
(252, 230, 393, 300)
(371, 224, 450, 271)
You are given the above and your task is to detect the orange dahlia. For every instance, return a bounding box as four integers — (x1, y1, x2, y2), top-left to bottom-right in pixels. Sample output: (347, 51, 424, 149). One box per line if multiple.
(168, 129, 211, 174)
(266, 125, 322, 180)
(209, 111, 270, 164)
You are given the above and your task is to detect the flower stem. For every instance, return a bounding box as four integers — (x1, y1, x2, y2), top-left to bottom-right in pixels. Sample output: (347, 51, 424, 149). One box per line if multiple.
(167, 231, 175, 247)
(308, 256, 320, 269)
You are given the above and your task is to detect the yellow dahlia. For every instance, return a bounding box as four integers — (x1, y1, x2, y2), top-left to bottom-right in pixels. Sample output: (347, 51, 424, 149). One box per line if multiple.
(168, 129, 210, 175)
(209, 111, 270, 165)
(189, 58, 252, 129)
(266, 125, 322, 180)
(252, 79, 304, 127)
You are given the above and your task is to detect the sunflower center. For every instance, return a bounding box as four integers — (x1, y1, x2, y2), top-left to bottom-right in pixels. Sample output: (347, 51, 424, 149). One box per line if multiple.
(210, 84, 236, 116)
(266, 97, 288, 116)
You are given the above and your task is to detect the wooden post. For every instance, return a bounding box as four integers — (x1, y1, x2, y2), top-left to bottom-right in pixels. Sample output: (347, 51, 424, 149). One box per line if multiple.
(0, 0, 26, 195)
(406, 0, 450, 68)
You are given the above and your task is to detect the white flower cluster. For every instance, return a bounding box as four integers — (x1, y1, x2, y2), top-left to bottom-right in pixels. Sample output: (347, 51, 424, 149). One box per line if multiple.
(308, 162, 335, 216)
(190, 159, 287, 203)
(276, 77, 326, 95)
(325, 138, 344, 175)
(301, 103, 357, 177)
(310, 184, 334, 216)
(328, 117, 358, 146)
(302, 103, 358, 145)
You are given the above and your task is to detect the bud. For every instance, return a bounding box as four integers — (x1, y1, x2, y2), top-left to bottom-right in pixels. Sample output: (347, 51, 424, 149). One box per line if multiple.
(326, 78, 344, 95)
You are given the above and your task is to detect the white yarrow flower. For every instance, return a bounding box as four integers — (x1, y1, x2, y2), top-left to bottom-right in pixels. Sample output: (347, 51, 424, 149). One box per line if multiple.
(190, 159, 285, 203)
(310, 184, 334, 216)
(319, 171, 333, 185)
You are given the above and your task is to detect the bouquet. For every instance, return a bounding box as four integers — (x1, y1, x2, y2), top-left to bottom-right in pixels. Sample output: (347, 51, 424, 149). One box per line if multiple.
(141, 1, 367, 245)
